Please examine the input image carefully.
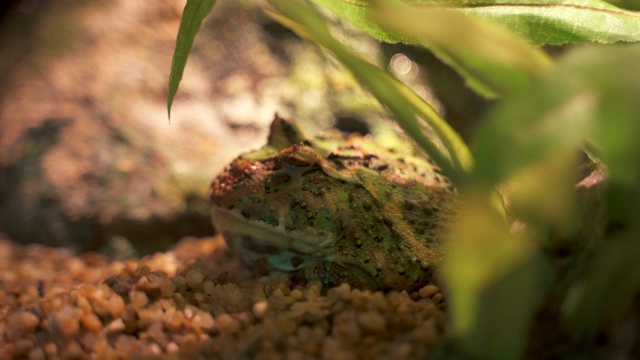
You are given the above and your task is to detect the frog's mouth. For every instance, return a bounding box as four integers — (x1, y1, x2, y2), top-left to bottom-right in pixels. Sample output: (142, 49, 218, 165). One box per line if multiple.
(212, 207, 335, 262)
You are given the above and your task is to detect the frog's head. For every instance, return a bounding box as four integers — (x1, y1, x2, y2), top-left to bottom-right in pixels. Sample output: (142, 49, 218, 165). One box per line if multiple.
(210, 118, 343, 272)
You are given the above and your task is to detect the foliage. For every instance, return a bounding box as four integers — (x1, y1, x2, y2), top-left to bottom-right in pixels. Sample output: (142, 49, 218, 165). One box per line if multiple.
(167, 0, 218, 119)
(168, 0, 640, 358)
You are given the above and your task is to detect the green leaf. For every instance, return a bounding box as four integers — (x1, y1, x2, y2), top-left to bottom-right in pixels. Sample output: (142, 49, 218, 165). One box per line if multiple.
(458, 1, 640, 45)
(474, 44, 640, 186)
(267, 0, 474, 180)
(555, 45, 640, 339)
(310, 0, 639, 96)
(373, 0, 553, 97)
(474, 87, 598, 184)
(472, 43, 640, 340)
(310, 0, 640, 45)
(167, 0, 218, 119)
(564, 236, 640, 339)
(442, 193, 550, 359)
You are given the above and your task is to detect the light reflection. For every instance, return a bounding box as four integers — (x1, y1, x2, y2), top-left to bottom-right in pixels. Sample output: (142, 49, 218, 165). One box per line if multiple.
(390, 53, 413, 75)
(318, 111, 336, 128)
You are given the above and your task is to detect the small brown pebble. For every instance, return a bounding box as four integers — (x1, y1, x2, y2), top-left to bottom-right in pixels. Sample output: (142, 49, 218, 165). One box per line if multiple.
(135, 265, 152, 276)
(322, 336, 356, 360)
(179, 333, 199, 356)
(28, 347, 46, 360)
(332, 312, 361, 342)
(418, 284, 440, 299)
(203, 280, 215, 294)
(216, 313, 240, 333)
(432, 293, 444, 304)
(290, 289, 304, 301)
(173, 275, 186, 288)
(193, 311, 216, 331)
(81, 313, 103, 333)
(137, 308, 161, 328)
(166, 342, 179, 353)
(62, 339, 84, 360)
(252, 301, 269, 319)
(113, 334, 140, 354)
(14, 338, 33, 357)
(186, 271, 205, 290)
(107, 294, 126, 317)
(5, 310, 39, 341)
(104, 318, 125, 333)
(145, 321, 166, 344)
(147, 342, 162, 355)
(75, 294, 92, 314)
(159, 278, 176, 298)
(94, 338, 119, 360)
(129, 290, 149, 309)
(43, 342, 58, 358)
(413, 318, 441, 346)
(56, 305, 81, 337)
(357, 311, 387, 334)
(163, 308, 184, 331)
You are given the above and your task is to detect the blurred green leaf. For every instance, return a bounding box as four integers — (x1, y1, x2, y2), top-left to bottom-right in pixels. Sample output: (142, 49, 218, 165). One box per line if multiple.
(506, 154, 580, 238)
(474, 44, 640, 186)
(460, 1, 640, 45)
(557, 45, 640, 339)
(311, 0, 640, 45)
(167, 0, 218, 119)
(564, 236, 640, 339)
(474, 86, 597, 185)
(473, 43, 640, 341)
(443, 193, 550, 359)
(311, 0, 638, 96)
(267, 0, 474, 179)
(373, 0, 553, 98)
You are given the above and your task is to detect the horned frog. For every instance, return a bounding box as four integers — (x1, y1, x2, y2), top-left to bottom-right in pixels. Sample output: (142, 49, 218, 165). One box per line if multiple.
(210, 115, 456, 292)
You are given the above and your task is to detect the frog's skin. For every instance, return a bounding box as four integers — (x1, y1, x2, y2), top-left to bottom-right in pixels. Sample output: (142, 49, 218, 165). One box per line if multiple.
(210, 115, 456, 292)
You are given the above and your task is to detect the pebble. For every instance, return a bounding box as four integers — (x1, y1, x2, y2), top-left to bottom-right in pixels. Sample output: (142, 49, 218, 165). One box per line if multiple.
(0, 236, 448, 359)
(81, 313, 103, 333)
(252, 301, 269, 319)
(215, 313, 240, 333)
(129, 290, 149, 309)
(357, 311, 387, 334)
(418, 284, 440, 299)
(185, 270, 205, 290)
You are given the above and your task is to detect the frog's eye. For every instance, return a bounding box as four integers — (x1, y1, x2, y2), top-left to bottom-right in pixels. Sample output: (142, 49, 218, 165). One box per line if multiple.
(278, 145, 321, 168)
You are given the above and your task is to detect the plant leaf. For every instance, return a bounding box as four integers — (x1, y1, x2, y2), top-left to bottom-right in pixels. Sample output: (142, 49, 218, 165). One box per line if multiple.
(474, 89, 598, 184)
(167, 0, 218, 119)
(373, 0, 553, 97)
(564, 235, 640, 339)
(474, 44, 640, 185)
(267, 0, 474, 179)
(472, 43, 640, 340)
(443, 192, 550, 359)
(458, 1, 640, 45)
(311, 0, 640, 45)
(311, 0, 639, 96)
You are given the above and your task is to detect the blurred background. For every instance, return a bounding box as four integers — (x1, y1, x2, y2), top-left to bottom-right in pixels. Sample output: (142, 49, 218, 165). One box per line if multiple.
(0, 0, 496, 256)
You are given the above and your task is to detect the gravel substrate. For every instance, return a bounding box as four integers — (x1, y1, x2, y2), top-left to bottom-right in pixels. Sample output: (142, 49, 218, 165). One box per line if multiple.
(0, 235, 448, 359)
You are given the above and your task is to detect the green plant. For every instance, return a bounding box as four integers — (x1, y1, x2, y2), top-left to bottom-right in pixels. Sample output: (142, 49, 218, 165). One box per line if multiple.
(168, 0, 640, 358)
